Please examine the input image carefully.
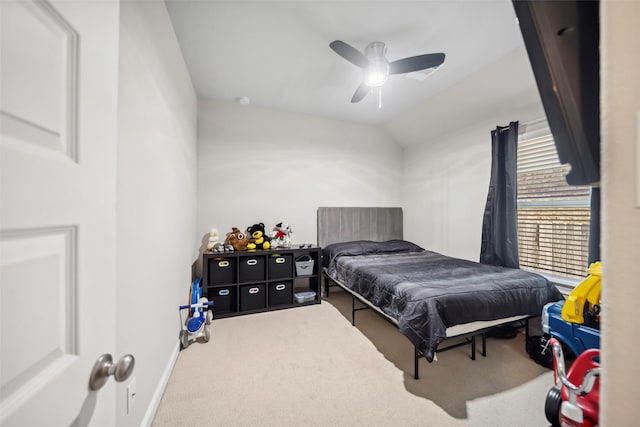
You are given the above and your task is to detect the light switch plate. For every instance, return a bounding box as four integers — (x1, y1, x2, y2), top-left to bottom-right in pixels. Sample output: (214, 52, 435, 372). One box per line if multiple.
(127, 377, 136, 414)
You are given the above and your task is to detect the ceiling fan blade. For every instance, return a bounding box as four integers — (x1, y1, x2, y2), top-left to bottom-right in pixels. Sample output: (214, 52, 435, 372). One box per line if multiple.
(389, 53, 445, 74)
(330, 40, 368, 68)
(351, 83, 371, 103)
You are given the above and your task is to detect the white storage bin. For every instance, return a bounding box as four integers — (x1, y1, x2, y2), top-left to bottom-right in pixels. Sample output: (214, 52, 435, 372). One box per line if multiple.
(294, 291, 316, 303)
(295, 256, 314, 276)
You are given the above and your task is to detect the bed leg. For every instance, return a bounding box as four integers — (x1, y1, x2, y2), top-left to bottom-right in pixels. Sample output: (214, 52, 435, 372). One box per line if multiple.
(482, 332, 487, 357)
(351, 295, 356, 326)
(414, 346, 420, 380)
(471, 335, 476, 360)
(322, 275, 328, 298)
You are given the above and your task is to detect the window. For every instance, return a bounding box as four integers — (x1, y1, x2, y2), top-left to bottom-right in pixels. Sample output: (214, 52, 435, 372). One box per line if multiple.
(517, 121, 591, 279)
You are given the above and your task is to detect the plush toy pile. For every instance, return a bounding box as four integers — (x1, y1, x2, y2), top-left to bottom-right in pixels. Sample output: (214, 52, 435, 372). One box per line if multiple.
(270, 222, 293, 248)
(214, 221, 294, 252)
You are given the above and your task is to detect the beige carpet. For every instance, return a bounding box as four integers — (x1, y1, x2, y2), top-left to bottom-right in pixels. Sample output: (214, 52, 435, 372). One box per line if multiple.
(152, 290, 553, 426)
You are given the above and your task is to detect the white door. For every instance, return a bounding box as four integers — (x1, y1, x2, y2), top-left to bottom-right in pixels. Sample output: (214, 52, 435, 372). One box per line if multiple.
(1, 0, 121, 425)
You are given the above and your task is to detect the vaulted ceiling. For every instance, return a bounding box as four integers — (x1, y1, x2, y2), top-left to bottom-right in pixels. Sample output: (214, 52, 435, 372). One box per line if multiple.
(165, 0, 536, 131)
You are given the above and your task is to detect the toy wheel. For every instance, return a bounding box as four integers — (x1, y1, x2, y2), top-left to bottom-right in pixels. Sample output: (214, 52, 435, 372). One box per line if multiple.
(204, 324, 211, 342)
(526, 335, 554, 369)
(544, 385, 562, 427)
(180, 330, 189, 349)
(206, 310, 213, 325)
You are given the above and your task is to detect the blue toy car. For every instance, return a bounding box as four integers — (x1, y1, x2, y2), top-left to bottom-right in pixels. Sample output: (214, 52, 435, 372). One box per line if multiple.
(527, 263, 601, 368)
(527, 300, 601, 368)
(542, 300, 600, 357)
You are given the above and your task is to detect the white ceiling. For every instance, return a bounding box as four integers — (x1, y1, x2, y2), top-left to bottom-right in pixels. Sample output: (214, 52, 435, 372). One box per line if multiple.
(165, 0, 526, 126)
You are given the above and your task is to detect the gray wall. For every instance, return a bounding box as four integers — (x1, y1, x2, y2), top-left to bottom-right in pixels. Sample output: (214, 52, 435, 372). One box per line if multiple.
(195, 47, 544, 265)
(197, 99, 403, 255)
(394, 47, 544, 261)
(117, 1, 197, 425)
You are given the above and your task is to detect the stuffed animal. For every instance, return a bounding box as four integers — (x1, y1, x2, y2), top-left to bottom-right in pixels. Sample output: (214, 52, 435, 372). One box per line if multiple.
(206, 228, 226, 252)
(224, 227, 252, 251)
(270, 222, 293, 248)
(246, 223, 271, 250)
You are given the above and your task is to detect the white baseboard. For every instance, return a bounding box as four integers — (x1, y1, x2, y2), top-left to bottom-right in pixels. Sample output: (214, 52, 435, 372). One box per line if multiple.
(140, 341, 180, 427)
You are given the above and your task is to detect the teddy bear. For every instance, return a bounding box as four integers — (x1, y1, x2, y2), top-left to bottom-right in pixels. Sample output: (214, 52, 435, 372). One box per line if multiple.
(206, 228, 226, 252)
(246, 223, 271, 250)
(270, 222, 293, 248)
(224, 227, 252, 251)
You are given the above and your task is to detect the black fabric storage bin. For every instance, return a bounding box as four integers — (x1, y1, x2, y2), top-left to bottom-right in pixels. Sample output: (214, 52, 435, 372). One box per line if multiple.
(268, 281, 293, 306)
(207, 257, 236, 285)
(208, 286, 237, 314)
(240, 284, 266, 311)
(268, 254, 293, 279)
(239, 256, 265, 283)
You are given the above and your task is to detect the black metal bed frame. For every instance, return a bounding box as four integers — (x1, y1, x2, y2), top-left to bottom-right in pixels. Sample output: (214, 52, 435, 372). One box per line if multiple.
(324, 272, 531, 380)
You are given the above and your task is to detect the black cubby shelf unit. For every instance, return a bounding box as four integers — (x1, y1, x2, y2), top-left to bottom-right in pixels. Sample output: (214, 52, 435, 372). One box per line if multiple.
(202, 246, 321, 319)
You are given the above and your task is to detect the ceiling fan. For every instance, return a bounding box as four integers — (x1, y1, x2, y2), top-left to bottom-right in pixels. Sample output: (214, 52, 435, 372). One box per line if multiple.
(329, 40, 446, 103)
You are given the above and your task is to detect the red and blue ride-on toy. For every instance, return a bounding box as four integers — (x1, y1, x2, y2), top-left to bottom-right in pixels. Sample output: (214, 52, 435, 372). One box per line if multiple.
(527, 262, 601, 369)
(179, 277, 213, 349)
(544, 337, 600, 427)
(525, 262, 602, 426)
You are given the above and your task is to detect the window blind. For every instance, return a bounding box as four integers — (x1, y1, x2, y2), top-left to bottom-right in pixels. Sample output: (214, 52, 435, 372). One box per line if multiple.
(517, 124, 591, 279)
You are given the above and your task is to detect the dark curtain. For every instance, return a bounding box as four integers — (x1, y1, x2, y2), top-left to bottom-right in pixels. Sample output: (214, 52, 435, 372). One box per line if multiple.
(480, 121, 520, 269)
(588, 186, 600, 265)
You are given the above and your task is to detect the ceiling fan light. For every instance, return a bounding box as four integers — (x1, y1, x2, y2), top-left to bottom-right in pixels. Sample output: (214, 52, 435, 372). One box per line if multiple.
(364, 71, 387, 87)
(363, 59, 389, 87)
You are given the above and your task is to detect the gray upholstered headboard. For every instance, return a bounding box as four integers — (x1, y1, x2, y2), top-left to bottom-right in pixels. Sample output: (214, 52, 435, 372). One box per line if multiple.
(317, 207, 403, 248)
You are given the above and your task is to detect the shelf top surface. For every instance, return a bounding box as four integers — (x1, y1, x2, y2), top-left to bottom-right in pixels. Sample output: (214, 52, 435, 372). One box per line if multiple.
(204, 246, 320, 256)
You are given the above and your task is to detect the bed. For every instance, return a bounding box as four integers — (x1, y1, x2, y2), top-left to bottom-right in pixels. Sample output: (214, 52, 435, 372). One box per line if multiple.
(318, 207, 564, 379)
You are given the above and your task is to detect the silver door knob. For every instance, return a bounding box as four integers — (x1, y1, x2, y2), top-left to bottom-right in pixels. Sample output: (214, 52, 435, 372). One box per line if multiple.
(89, 353, 135, 391)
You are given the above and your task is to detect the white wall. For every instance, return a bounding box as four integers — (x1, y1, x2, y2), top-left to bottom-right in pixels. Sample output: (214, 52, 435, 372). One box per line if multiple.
(117, 1, 197, 426)
(401, 123, 494, 261)
(197, 100, 402, 259)
(394, 47, 544, 260)
(600, 1, 640, 424)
